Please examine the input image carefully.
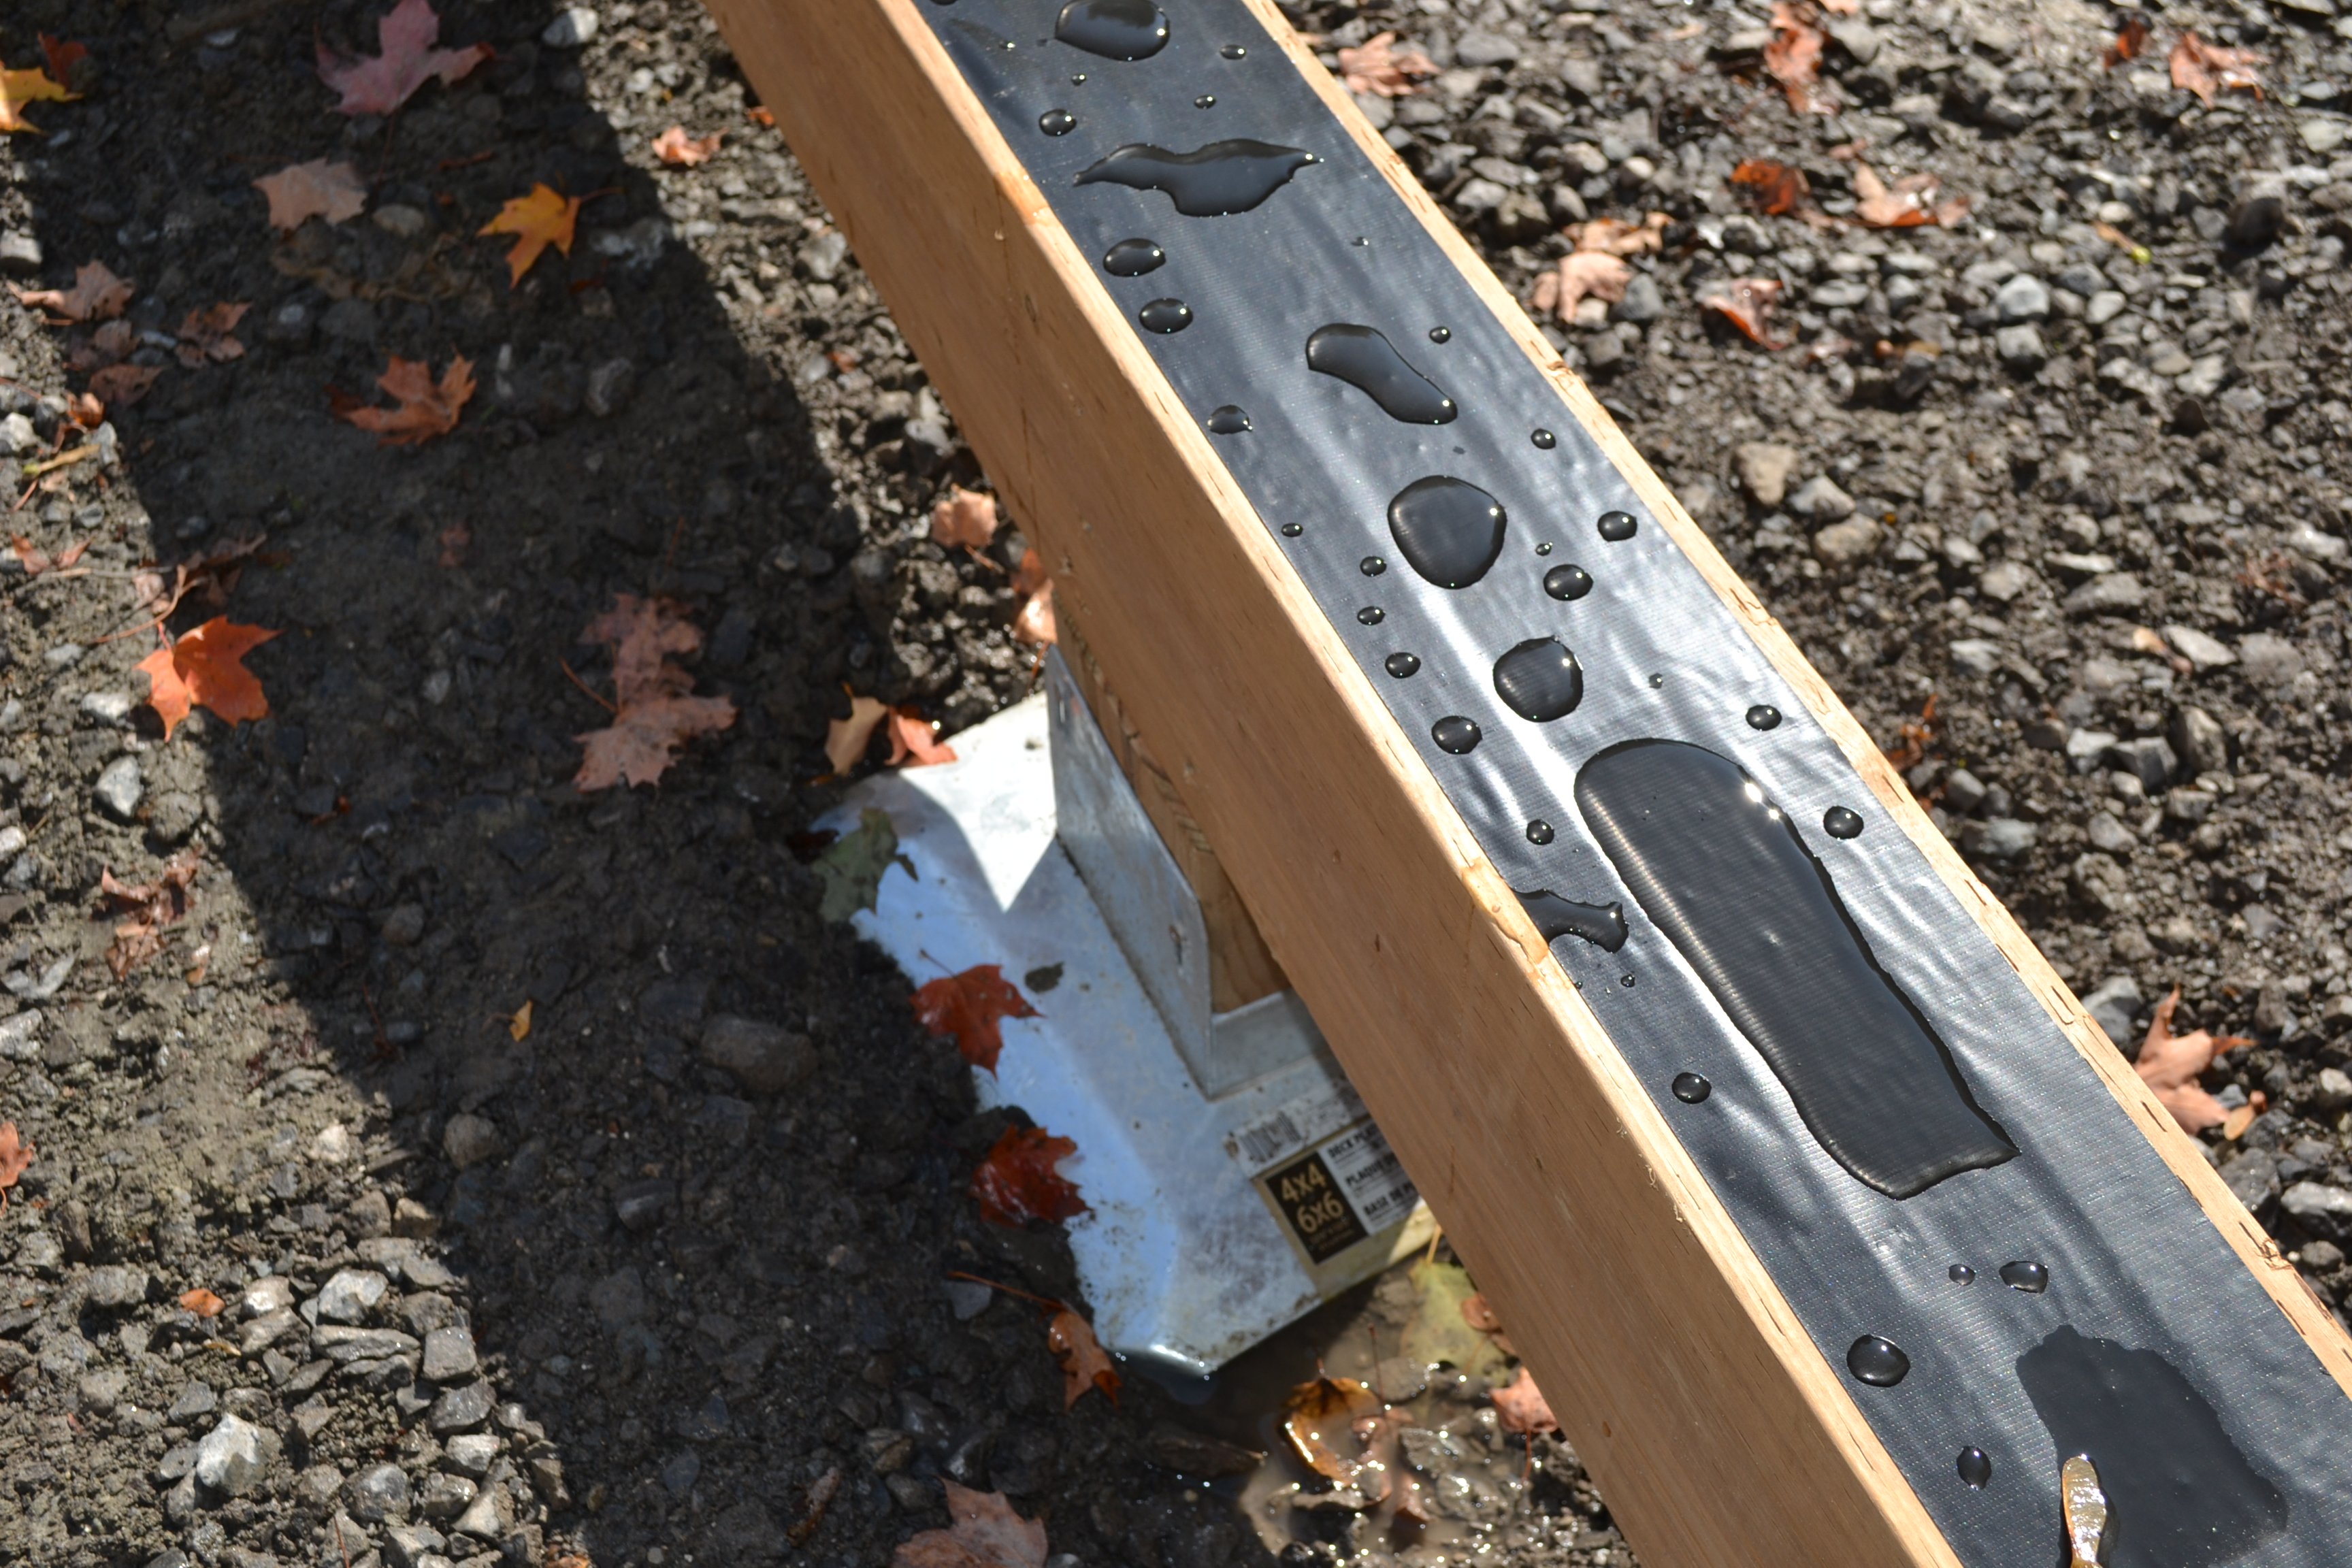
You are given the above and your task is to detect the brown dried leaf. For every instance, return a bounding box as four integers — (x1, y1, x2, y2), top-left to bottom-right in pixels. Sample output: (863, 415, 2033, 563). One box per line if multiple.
(12, 259, 132, 322)
(1852, 163, 1968, 229)
(2169, 31, 2265, 107)
(1530, 250, 1631, 321)
(2104, 12, 2151, 70)
(0, 1122, 31, 1211)
(1764, 2, 1831, 114)
(1012, 549, 1056, 646)
(651, 125, 723, 166)
(2134, 986, 2249, 1135)
(1699, 276, 1788, 347)
(1282, 1373, 1384, 1486)
(1047, 1307, 1120, 1408)
(253, 159, 368, 232)
(1337, 32, 1436, 99)
(99, 849, 201, 979)
(1568, 212, 1669, 257)
(824, 693, 890, 777)
(572, 596, 738, 789)
(893, 1484, 1047, 1568)
(929, 484, 1000, 550)
(1492, 1367, 1560, 1436)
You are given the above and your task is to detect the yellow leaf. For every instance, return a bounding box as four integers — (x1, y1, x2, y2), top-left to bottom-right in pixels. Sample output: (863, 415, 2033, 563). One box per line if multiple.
(509, 1000, 534, 1041)
(479, 184, 581, 287)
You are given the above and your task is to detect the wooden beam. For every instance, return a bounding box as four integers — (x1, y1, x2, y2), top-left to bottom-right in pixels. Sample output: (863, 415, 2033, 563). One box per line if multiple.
(700, 1, 2352, 1563)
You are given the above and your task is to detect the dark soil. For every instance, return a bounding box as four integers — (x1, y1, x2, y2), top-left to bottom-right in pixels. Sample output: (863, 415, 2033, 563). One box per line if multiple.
(0, 1, 2347, 1567)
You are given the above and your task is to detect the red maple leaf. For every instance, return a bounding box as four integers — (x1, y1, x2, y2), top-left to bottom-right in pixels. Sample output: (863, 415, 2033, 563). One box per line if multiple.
(0, 1122, 31, 1213)
(136, 619, 278, 739)
(970, 1126, 1089, 1227)
(913, 964, 1039, 1073)
(1046, 1308, 1120, 1407)
(316, 0, 490, 117)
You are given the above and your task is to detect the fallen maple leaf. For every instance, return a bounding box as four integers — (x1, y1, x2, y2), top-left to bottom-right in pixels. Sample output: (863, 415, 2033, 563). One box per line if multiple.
(1047, 1307, 1120, 1407)
(137, 619, 279, 740)
(1460, 1292, 1504, 1334)
(0, 60, 76, 135)
(1529, 250, 1631, 322)
(747, 105, 775, 128)
(1492, 1367, 1560, 1435)
(572, 595, 738, 789)
(11, 259, 131, 322)
(316, 0, 489, 117)
(69, 318, 135, 374)
(1284, 1373, 1386, 1494)
(88, 363, 162, 408)
(480, 184, 581, 287)
(1700, 276, 1788, 347)
(99, 849, 201, 979)
(1567, 212, 1669, 257)
(333, 355, 474, 444)
(1011, 549, 1056, 646)
(1852, 163, 1968, 229)
(2134, 987, 2249, 1135)
(1337, 32, 1436, 99)
(1731, 158, 1810, 216)
(825, 693, 890, 777)
(1764, 2, 1831, 114)
(789, 1468, 843, 1548)
(508, 1000, 534, 1041)
(0, 1122, 29, 1211)
(39, 35, 88, 88)
(2170, 31, 2265, 107)
(815, 807, 911, 923)
(893, 1483, 1047, 1568)
(176, 303, 250, 368)
(915, 964, 1040, 1073)
(971, 1125, 1088, 1226)
(179, 1287, 224, 1318)
(10, 536, 88, 577)
(929, 485, 999, 550)
(2104, 12, 2151, 70)
(66, 392, 103, 429)
(651, 124, 723, 166)
(255, 159, 368, 233)
(887, 708, 958, 768)
(129, 533, 266, 625)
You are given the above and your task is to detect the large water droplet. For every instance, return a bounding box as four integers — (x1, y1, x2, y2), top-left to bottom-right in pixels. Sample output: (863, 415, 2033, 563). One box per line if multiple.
(1431, 716, 1481, 755)
(1493, 638, 1584, 723)
(1039, 108, 1077, 136)
(1957, 1448, 1992, 1490)
(1543, 564, 1593, 602)
(1138, 298, 1192, 333)
(1054, 0, 1169, 60)
(1526, 819, 1554, 845)
(1847, 1336, 1910, 1387)
(1597, 510, 1638, 542)
(1305, 325, 1457, 423)
(1075, 140, 1317, 216)
(1384, 652, 1420, 679)
(1207, 406, 1250, 434)
(2000, 1260, 2049, 1294)
(1746, 704, 1782, 730)
(1517, 890, 1627, 949)
(1671, 1071, 1711, 1103)
(1822, 806, 1863, 840)
(1102, 238, 1165, 276)
(1387, 476, 1506, 589)
(1949, 1264, 1976, 1285)
(1531, 428, 1556, 449)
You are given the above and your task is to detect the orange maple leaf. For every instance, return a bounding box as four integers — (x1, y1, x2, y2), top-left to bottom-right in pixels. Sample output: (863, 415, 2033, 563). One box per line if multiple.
(1567, 212, 1669, 258)
(1283, 1373, 1385, 1492)
(971, 1125, 1090, 1228)
(10, 536, 88, 576)
(480, 184, 581, 286)
(651, 125, 723, 166)
(572, 595, 738, 789)
(1699, 276, 1789, 348)
(913, 963, 1040, 1073)
(2169, 31, 2265, 107)
(892, 1484, 1048, 1568)
(254, 159, 368, 232)
(2104, 12, 2151, 69)
(333, 355, 475, 444)
(1529, 250, 1631, 322)
(1492, 1367, 1560, 1435)
(1046, 1307, 1120, 1408)
(39, 36, 88, 87)
(886, 708, 958, 768)
(137, 619, 278, 740)
(1764, 2, 1831, 114)
(10, 259, 131, 321)
(1852, 163, 1970, 229)
(99, 849, 201, 979)
(1730, 158, 1810, 216)
(1337, 32, 1436, 99)
(1012, 548, 1056, 646)
(178, 1287, 225, 1318)
(2134, 987, 2250, 1135)
(824, 693, 890, 777)
(929, 485, 999, 550)
(0, 1122, 31, 1211)
(316, 0, 489, 117)
(0, 61, 77, 135)
(88, 363, 162, 408)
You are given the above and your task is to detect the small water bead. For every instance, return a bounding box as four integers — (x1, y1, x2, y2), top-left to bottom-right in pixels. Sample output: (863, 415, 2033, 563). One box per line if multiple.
(1428, 325, 1451, 343)
(1138, 298, 1193, 333)
(1526, 819, 1554, 845)
(1039, 108, 1077, 136)
(1071, 73, 1087, 84)
(2000, 1260, 2050, 1294)
(1822, 806, 1864, 840)
(1671, 1072, 1711, 1104)
(1647, 672, 1664, 689)
(1957, 1448, 1993, 1490)
(1531, 428, 1556, 449)
(1620, 973, 1637, 987)
(1279, 521, 1303, 537)
(1949, 1264, 1976, 1285)
(1102, 238, 1166, 276)
(1543, 564, 1594, 602)
(1534, 541, 1552, 556)
(1206, 406, 1251, 434)
(1194, 94, 1217, 108)
(1746, 704, 1782, 730)
(1384, 652, 1420, 679)
(1597, 510, 1639, 542)
(1356, 606, 1384, 625)
(1846, 1336, 1910, 1388)
(1054, 0, 1169, 61)
(1220, 42, 1247, 58)
(1360, 556, 1386, 576)
(1431, 716, 1481, 754)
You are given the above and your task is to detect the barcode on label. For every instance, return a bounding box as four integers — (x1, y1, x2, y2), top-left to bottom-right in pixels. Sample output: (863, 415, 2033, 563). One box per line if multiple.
(1226, 1079, 1369, 1173)
(1235, 1112, 1303, 1169)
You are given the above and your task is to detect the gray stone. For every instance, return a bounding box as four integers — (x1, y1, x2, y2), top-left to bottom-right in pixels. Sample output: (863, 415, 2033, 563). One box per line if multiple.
(2085, 289, 2127, 326)
(1993, 324, 2046, 368)
(698, 1016, 817, 1094)
(312, 1324, 421, 1366)
(419, 1471, 478, 1522)
(800, 231, 849, 284)
(1994, 273, 2050, 322)
(677, 1392, 731, 1441)
(315, 1269, 389, 1326)
(1947, 639, 2001, 678)
(0, 232, 41, 276)
(169, 1382, 219, 1423)
(2062, 573, 2146, 618)
(0, 412, 36, 457)
(385, 1523, 450, 1568)
(320, 297, 378, 344)
(944, 1279, 992, 1321)
(2161, 625, 2235, 672)
(1560, 58, 1603, 99)
(93, 756, 144, 821)
(442, 1433, 500, 1477)
(1788, 474, 1856, 523)
(1453, 29, 1521, 67)
(2237, 632, 2304, 690)
(421, 1325, 479, 1384)
(450, 1481, 508, 1541)
(78, 1368, 129, 1414)
(442, 1113, 502, 1171)
(1967, 817, 2038, 861)
(84, 1264, 150, 1309)
(2103, 736, 2177, 794)
(2055, 262, 2108, 298)
(2302, 118, 2349, 157)
(614, 1178, 676, 1232)
(242, 1277, 296, 1317)
(1812, 517, 1880, 568)
(2228, 176, 2289, 248)
(662, 1452, 702, 1497)
(1978, 559, 2035, 602)
(541, 6, 598, 47)
(346, 1462, 412, 1523)
(1942, 768, 1988, 815)
(2283, 1182, 2352, 1241)
(195, 1414, 269, 1497)
(1612, 272, 1665, 324)
(2080, 977, 2143, 1048)
(2221, 1148, 2281, 1212)
(585, 358, 636, 419)
(2086, 811, 2136, 853)
(1734, 442, 1799, 508)
(429, 1378, 496, 1433)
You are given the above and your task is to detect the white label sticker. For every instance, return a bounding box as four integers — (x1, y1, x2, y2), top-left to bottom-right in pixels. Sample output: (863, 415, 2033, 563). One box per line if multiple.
(1227, 1078, 1369, 1172)
(1320, 1120, 1419, 1234)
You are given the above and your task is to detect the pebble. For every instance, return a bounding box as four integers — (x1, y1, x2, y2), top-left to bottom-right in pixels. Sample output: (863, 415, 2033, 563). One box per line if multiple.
(1993, 273, 2050, 323)
(1946, 638, 2000, 677)
(1970, 817, 2039, 860)
(2086, 811, 2136, 854)
(2062, 573, 2146, 618)
(168, 1382, 219, 1423)
(2237, 632, 2304, 690)
(442, 1433, 500, 1477)
(0, 232, 40, 276)
(1812, 517, 1880, 568)
(2172, 705, 2227, 777)
(613, 1177, 676, 1232)
(2283, 1181, 2352, 1239)
(315, 1269, 389, 1325)
(2085, 289, 2127, 326)
(1454, 29, 1521, 67)
(1993, 324, 2046, 368)
(195, 1414, 268, 1497)
(2161, 625, 2235, 671)
(442, 1113, 503, 1171)
(84, 1264, 150, 1310)
(1787, 474, 1855, 523)
(93, 755, 144, 821)
(1942, 768, 1989, 815)
(428, 1378, 496, 1433)
(1613, 273, 1665, 324)
(346, 1463, 412, 1523)
(419, 1471, 478, 1522)
(0, 412, 35, 457)
(542, 6, 599, 47)
(451, 1482, 508, 1542)
(385, 1523, 449, 1568)
(421, 1324, 480, 1384)
(698, 1015, 817, 1094)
